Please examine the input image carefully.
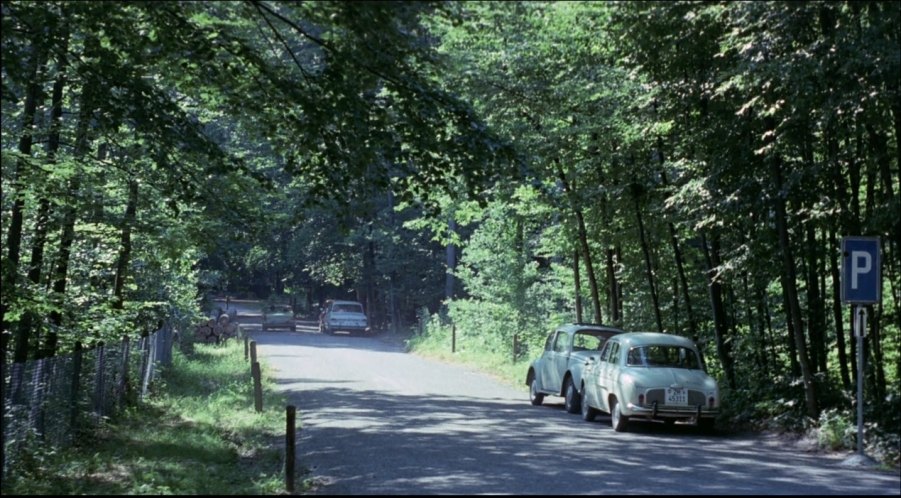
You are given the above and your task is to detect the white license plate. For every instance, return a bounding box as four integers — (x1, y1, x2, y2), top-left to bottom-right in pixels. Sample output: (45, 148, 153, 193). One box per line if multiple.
(665, 388, 688, 405)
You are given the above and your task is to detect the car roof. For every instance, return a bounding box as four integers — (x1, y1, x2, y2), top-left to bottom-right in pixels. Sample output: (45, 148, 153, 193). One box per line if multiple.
(331, 300, 363, 305)
(556, 323, 624, 335)
(609, 332, 697, 348)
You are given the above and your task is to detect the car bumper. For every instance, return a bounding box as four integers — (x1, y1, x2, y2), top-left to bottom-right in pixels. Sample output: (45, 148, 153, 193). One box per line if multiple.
(626, 402, 718, 420)
(326, 321, 370, 331)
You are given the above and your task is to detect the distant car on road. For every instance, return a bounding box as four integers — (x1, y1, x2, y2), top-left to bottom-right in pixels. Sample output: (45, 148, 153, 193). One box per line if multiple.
(579, 332, 719, 432)
(262, 304, 296, 331)
(526, 323, 625, 413)
(319, 299, 371, 335)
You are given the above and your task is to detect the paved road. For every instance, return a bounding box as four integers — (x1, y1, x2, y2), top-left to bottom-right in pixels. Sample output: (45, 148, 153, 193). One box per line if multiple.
(239, 318, 901, 496)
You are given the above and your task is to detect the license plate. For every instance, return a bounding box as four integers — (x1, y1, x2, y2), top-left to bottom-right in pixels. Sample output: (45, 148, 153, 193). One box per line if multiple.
(666, 388, 687, 405)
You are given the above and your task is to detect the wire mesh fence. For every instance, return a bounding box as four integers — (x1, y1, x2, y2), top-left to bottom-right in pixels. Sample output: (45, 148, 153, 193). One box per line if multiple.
(1, 324, 176, 479)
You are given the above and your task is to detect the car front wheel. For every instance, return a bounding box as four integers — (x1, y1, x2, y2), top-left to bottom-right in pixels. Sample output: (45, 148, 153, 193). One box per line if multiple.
(529, 377, 544, 406)
(564, 378, 581, 414)
(611, 398, 629, 432)
(580, 384, 597, 422)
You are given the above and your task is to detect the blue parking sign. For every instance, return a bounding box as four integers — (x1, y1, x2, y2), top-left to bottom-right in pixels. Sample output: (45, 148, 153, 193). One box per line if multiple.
(841, 237, 881, 304)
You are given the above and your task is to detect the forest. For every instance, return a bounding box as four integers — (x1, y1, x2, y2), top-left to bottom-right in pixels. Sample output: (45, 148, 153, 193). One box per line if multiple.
(2, 1, 899, 444)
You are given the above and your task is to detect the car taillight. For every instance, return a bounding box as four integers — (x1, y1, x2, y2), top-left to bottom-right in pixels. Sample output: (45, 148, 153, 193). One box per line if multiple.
(708, 396, 715, 408)
(638, 393, 645, 406)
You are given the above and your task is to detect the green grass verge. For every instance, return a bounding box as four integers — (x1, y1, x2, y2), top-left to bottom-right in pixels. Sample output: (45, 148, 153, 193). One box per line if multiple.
(2, 339, 305, 495)
(405, 325, 532, 393)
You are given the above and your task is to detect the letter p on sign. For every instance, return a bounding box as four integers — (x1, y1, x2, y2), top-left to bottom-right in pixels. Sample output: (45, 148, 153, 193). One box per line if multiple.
(841, 237, 881, 304)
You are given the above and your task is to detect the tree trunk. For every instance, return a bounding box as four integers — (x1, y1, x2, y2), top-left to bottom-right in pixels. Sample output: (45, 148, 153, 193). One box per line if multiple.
(701, 232, 736, 389)
(113, 181, 139, 310)
(6, 41, 47, 362)
(17, 32, 69, 360)
(445, 216, 456, 301)
(769, 141, 819, 419)
(633, 187, 663, 332)
(556, 163, 602, 324)
(574, 250, 583, 323)
(828, 228, 852, 390)
(50, 37, 96, 328)
(605, 248, 620, 325)
(655, 105, 697, 339)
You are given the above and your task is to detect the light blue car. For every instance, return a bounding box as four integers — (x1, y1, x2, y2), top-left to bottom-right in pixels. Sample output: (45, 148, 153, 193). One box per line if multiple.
(580, 332, 720, 432)
(526, 324, 625, 414)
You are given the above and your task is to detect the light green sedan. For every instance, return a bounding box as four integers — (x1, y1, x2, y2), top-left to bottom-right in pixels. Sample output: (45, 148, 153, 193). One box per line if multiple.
(580, 332, 719, 432)
(262, 304, 296, 331)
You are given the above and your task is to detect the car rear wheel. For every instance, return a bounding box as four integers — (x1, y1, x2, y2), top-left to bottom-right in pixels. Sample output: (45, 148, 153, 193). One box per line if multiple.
(611, 398, 629, 432)
(564, 377, 581, 414)
(580, 384, 597, 422)
(697, 417, 715, 434)
(529, 377, 544, 406)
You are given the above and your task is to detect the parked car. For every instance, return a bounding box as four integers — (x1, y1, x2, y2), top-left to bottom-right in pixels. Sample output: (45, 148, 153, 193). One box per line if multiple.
(579, 332, 719, 432)
(262, 304, 296, 331)
(319, 299, 371, 335)
(526, 323, 625, 413)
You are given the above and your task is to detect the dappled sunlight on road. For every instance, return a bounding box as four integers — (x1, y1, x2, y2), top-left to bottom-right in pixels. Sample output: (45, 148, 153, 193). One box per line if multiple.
(249, 332, 901, 495)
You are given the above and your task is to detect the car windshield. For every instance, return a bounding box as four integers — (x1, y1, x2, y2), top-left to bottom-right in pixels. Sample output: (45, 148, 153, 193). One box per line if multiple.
(626, 345, 701, 369)
(334, 303, 363, 313)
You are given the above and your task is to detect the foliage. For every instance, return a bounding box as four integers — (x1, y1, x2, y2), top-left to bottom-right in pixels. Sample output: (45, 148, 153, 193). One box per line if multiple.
(2, 0, 899, 469)
(0, 340, 296, 495)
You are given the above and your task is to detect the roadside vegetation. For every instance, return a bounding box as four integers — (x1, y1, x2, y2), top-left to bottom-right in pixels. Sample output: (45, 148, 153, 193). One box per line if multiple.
(2, 0, 899, 486)
(1, 339, 302, 495)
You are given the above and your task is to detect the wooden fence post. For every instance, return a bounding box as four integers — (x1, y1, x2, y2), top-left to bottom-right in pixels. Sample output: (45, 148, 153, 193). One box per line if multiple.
(286, 405, 296, 492)
(250, 340, 258, 365)
(244, 334, 249, 361)
(70, 341, 83, 431)
(0, 331, 8, 474)
(252, 361, 263, 413)
(118, 335, 131, 407)
(94, 341, 106, 418)
(452, 324, 456, 353)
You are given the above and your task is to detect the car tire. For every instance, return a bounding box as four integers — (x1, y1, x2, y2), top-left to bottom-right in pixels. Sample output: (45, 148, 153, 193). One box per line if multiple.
(697, 417, 715, 434)
(580, 384, 597, 422)
(564, 377, 581, 414)
(611, 397, 629, 432)
(529, 377, 544, 406)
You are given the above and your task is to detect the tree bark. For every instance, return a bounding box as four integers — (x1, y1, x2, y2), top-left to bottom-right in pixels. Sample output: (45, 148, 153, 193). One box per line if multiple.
(556, 163, 602, 324)
(701, 232, 736, 389)
(6, 40, 47, 362)
(445, 216, 456, 301)
(17, 31, 68, 361)
(633, 185, 663, 332)
(113, 180, 139, 310)
(769, 144, 819, 419)
(574, 250, 583, 323)
(50, 34, 97, 328)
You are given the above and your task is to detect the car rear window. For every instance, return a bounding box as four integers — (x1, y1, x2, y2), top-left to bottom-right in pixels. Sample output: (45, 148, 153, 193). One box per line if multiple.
(334, 303, 363, 313)
(626, 345, 701, 369)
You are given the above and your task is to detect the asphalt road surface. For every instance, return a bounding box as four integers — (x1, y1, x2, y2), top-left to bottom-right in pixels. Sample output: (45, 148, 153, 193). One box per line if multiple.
(234, 309, 899, 495)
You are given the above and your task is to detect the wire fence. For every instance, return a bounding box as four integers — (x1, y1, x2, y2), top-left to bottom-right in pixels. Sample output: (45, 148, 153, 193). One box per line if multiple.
(1, 324, 176, 479)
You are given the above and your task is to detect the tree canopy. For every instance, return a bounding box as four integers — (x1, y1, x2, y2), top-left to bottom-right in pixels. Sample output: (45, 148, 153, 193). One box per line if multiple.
(2, 0, 899, 435)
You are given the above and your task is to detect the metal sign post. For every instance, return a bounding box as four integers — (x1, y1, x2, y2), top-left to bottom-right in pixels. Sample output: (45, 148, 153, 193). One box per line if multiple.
(854, 305, 867, 457)
(841, 236, 880, 467)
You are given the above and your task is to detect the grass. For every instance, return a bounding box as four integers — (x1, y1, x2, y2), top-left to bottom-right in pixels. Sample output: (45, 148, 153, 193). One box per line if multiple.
(405, 324, 532, 391)
(1, 338, 305, 495)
